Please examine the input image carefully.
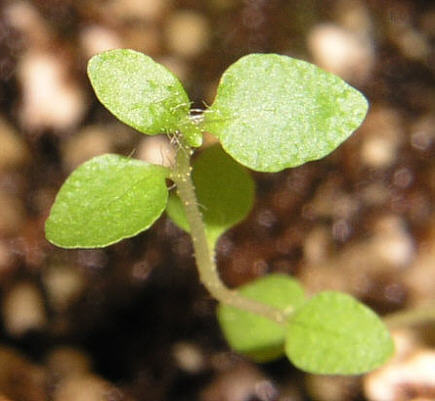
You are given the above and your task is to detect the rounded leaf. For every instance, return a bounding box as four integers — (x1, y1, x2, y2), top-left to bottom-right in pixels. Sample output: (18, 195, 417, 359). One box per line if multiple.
(166, 144, 254, 248)
(218, 274, 305, 363)
(46, 154, 169, 248)
(88, 49, 192, 137)
(285, 291, 394, 374)
(205, 54, 369, 172)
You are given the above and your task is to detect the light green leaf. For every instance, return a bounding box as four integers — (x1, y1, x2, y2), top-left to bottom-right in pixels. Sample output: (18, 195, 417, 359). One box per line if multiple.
(166, 144, 254, 248)
(88, 49, 201, 146)
(285, 291, 394, 374)
(218, 274, 305, 363)
(205, 54, 369, 172)
(45, 154, 169, 248)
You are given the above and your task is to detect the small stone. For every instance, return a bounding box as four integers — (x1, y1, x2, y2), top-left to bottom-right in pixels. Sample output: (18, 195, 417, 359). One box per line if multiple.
(17, 50, 86, 132)
(369, 215, 415, 269)
(2, 282, 47, 337)
(308, 178, 359, 220)
(364, 348, 435, 401)
(46, 347, 92, 380)
(42, 264, 85, 312)
(359, 107, 404, 169)
(387, 18, 431, 62)
(299, 258, 352, 296)
(201, 361, 271, 401)
(307, 23, 374, 83)
(165, 11, 210, 57)
(136, 135, 175, 167)
(80, 25, 122, 59)
(172, 342, 205, 374)
(52, 374, 121, 401)
(303, 226, 333, 265)
(0, 346, 46, 401)
(305, 374, 360, 401)
(361, 137, 397, 169)
(397, 28, 430, 61)
(410, 114, 434, 152)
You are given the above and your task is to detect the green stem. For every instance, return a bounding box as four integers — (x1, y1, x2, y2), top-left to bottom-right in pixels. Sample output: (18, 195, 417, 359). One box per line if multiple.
(170, 137, 287, 325)
(384, 303, 435, 329)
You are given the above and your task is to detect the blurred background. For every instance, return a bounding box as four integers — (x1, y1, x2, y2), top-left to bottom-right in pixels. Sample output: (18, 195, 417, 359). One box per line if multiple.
(0, 0, 434, 400)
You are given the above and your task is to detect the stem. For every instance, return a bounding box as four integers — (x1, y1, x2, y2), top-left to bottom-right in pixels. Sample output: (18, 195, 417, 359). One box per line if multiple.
(170, 137, 287, 325)
(385, 303, 435, 329)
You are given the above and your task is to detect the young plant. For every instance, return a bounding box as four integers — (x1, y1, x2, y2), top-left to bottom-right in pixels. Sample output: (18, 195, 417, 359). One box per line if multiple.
(45, 49, 394, 375)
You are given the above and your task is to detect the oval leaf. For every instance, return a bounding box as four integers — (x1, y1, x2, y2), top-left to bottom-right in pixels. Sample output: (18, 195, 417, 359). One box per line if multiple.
(46, 154, 169, 248)
(166, 144, 254, 248)
(88, 49, 190, 136)
(285, 291, 394, 374)
(218, 274, 305, 363)
(205, 54, 369, 172)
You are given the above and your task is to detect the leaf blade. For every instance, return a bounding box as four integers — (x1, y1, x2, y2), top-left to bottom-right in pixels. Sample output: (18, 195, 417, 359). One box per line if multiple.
(45, 154, 169, 248)
(166, 144, 254, 247)
(88, 49, 190, 136)
(285, 291, 394, 374)
(205, 53, 368, 172)
(218, 274, 305, 362)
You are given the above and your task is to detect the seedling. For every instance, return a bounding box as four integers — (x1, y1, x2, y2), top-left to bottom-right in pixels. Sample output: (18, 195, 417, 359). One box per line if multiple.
(45, 49, 394, 375)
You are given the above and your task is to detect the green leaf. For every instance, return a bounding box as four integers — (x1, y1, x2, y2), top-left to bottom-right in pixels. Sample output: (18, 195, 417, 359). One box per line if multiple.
(285, 291, 394, 375)
(218, 274, 305, 363)
(88, 49, 201, 145)
(166, 144, 254, 248)
(45, 154, 169, 248)
(205, 54, 369, 172)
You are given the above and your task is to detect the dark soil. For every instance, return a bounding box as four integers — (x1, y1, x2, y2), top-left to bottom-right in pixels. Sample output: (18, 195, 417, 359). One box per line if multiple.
(0, 1, 433, 400)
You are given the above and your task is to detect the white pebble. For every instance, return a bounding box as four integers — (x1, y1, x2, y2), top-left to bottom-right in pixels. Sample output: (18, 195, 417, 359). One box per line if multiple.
(370, 215, 415, 268)
(43, 265, 85, 312)
(136, 135, 175, 167)
(364, 348, 435, 401)
(165, 11, 210, 57)
(303, 226, 332, 265)
(307, 23, 374, 83)
(53, 374, 113, 401)
(172, 342, 205, 374)
(359, 107, 404, 169)
(361, 136, 397, 169)
(80, 25, 122, 59)
(2, 282, 47, 337)
(18, 51, 86, 131)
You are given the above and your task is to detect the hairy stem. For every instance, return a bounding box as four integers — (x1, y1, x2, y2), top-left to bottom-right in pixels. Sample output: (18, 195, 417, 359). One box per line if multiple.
(170, 137, 287, 325)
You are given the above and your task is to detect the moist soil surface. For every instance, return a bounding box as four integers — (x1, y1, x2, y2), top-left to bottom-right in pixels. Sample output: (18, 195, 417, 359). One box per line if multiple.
(0, 1, 434, 400)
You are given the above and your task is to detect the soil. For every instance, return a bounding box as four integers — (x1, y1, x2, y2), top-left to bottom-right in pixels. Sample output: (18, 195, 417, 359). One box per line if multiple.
(0, 1, 434, 400)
